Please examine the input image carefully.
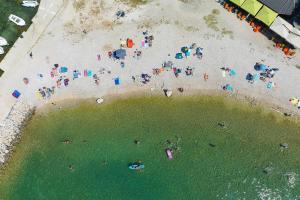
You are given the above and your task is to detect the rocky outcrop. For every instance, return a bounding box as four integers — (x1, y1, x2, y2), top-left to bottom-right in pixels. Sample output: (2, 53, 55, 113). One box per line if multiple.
(0, 100, 35, 164)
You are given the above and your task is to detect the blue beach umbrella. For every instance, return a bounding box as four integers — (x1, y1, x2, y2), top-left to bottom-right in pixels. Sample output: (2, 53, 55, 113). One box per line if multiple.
(175, 53, 183, 59)
(254, 63, 268, 71)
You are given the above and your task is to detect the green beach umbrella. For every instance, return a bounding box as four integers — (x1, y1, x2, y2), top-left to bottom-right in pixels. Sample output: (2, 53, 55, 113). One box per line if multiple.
(255, 6, 278, 26)
(229, 0, 246, 6)
(241, 0, 263, 16)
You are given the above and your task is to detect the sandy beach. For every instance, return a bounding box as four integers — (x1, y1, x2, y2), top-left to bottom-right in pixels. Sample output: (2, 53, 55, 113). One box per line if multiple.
(0, 0, 300, 163)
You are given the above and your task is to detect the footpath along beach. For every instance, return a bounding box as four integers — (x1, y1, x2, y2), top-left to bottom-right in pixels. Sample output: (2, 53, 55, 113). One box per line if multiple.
(0, 0, 300, 164)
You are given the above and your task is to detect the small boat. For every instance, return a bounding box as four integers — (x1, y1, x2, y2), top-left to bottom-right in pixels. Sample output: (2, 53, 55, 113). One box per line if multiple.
(165, 148, 173, 160)
(0, 47, 4, 54)
(128, 162, 144, 170)
(8, 14, 26, 26)
(0, 37, 8, 46)
(22, 1, 39, 8)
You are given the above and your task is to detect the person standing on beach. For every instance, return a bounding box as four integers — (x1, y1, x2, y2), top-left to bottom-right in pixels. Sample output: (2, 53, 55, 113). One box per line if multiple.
(203, 73, 208, 81)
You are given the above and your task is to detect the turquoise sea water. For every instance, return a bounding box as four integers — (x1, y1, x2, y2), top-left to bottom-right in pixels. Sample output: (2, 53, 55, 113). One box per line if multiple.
(1, 96, 300, 199)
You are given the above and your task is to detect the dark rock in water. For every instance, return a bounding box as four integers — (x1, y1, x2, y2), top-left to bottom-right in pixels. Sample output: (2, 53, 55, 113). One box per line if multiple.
(280, 143, 288, 149)
(102, 160, 108, 166)
(218, 122, 227, 128)
(69, 164, 74, 171)
(263, 166, 273, 174)
(209, 143, 216, 147)
(134, 139, 140, 145)
(62, 139, 71, 144)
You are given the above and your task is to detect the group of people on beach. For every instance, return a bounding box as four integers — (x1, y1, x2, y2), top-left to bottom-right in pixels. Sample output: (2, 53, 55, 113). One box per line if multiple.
(18, 29, 300, 115)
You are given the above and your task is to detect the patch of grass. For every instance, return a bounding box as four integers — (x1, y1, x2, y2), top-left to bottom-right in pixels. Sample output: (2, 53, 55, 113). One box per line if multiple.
(117, 0, 148, 7)
(203, 10, 219, 31)
(178, 0, 191, 3)
(185, 25, 199, 32)
(212, 9, 220, 15)
(73, 0, 86, 11)
(221, 28, 233, 39)
(295, 65, 300, 69)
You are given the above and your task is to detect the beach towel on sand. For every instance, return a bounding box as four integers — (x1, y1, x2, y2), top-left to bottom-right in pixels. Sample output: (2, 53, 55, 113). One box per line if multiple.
(12, 90, 21, 98)
(83, 70, 92, 77)
(59, 66, 68, 73)
(229, 69, 236, 76)
(87, 70, 92, 77)
(114, 77, 120, 85)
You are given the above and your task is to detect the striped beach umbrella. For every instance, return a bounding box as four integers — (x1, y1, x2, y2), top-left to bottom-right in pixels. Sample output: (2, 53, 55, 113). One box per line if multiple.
(241, 0, 263, 16)
(229, 0, 246, 6)
(255, 6, 278, 26)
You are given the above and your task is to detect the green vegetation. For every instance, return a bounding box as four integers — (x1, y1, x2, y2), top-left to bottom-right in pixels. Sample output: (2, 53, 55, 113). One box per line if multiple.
(203, 9, 220, 31)
(73, 0, 85, 12)
(117, 0, 148, 7)
(0, 0, 39, 62)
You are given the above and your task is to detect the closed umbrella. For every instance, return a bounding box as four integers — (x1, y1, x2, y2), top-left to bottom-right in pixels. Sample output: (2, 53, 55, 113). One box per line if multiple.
(255, 6, 278, 26)
(241, 0, 263, 16)
(229, 0, 246, 6)
(286, 28, 300, 48)
(270, 17, 293, 39)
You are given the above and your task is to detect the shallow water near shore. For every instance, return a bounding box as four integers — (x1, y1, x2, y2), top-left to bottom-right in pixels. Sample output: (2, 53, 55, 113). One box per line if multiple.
(1, 96, 300, 199)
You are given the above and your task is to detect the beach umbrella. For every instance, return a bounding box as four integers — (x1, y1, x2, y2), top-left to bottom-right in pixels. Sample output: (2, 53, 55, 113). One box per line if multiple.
(127, 39, 134, 48)
(255, 6, 278, 26)
(113, 49, 126, 59)
(181, 47, 189, 53)
(270, 17, 293, 39)
(175, 53, 183, 59)
(230, 0, 246, 6)
(286, 28, 300, 49)
(241, 0, 263, 16)
(258, 0, 295, 15)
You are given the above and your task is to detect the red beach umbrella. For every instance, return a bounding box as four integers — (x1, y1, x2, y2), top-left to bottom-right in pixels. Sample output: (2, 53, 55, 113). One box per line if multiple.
(127, 39, 134, 48)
